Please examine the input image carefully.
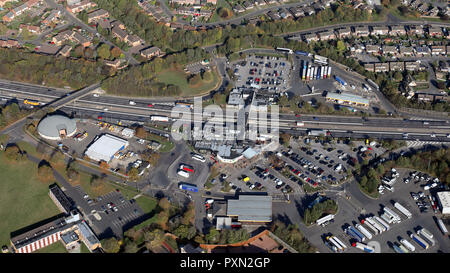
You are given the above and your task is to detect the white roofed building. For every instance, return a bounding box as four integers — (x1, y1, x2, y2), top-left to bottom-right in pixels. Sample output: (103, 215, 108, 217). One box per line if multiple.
(84, 134, 128, 162)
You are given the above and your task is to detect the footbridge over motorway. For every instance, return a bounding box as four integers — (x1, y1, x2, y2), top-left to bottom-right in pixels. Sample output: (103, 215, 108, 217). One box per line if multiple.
(44, 83, 101, 110)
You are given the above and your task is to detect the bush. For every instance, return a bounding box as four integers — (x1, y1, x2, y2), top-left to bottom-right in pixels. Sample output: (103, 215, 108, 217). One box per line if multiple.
(37, 163, 54, 183)
(4, 145, 23, 162)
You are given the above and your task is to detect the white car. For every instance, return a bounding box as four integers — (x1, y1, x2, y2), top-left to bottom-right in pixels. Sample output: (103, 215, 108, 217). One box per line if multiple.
(447, 134, 450, 138)
(93, 93, 100, 97)
(430, 134, 436, 138)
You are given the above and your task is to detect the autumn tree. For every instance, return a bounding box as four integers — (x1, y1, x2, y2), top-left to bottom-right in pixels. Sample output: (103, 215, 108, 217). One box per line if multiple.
(110, 47, 122, 59)
(37, 162, 54, 183)
(4, 145, 23, 162)
(97, 43, 111, 60)
(102, 237, 121, 253)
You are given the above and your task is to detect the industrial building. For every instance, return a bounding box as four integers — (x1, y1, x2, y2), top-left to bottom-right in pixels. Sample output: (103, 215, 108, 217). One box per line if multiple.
(84, 134, 129, 162)
(37, 115, 77, 140)
(325, 92, 370, 108)
(227, 195, 272, 223)
(436, 191, 450, 214)
(49, 183, 74, 214)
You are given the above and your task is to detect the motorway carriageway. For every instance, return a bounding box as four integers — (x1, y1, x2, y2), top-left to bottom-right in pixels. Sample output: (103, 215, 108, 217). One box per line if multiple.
(1, 83, 450, 134)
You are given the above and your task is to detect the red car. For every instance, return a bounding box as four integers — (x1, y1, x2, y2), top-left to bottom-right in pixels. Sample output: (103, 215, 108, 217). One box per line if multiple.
(147, 104, 154, 107)
(98, 116, 103, 120)
(295, 114, 301, 117)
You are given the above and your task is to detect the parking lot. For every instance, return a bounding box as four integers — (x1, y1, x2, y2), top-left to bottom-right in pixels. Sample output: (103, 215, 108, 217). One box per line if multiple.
(85, 190, 144, 238)
(185, 61, 211, 74)
(167, 151, 210, 188)
(232, 55, 292, 92)
(305, 167, 450, 253)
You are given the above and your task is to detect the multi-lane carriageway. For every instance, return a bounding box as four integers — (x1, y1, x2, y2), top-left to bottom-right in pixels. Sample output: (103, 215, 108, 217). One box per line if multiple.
(0, 80, 449, 142)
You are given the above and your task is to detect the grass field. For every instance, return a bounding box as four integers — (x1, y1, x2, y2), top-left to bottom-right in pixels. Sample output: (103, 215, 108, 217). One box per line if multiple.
(0, 153, 60, 247)
(135, 195, 158, 214)
(156, 67, 220, 97)
(33, 241, 68, 253)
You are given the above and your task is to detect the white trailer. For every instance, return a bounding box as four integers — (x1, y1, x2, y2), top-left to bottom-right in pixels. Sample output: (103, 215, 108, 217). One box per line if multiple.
(400, 239, 416, 252)
(296, 121, 305, 127)
(383, 207, 401, 222)
(394, 202, 412, 219)
(332, 236, 348, 250)
(437, 218, 448, 234)
(327, 236, 344, 252)
(321, 66, 325, 79)
(373, 216, 390, 231)
(418, 229, 435, 246)
(312, 67, 317, 80)
(367, 217, 386, 233)
(150, 115, 169, 122)
(353, 242, 375, 253)
(316, 214, 335, 226)
(327, 66, 331, 78)
(362, 219, 379, 235)
(356, 224, 373, 240)
(381, 213, 394, 224)
(177, 170, 190, 178)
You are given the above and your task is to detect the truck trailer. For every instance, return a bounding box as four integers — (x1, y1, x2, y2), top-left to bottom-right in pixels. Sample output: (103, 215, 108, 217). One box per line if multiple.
(418, 229, 435, 246)
(437, 218, 448, 235)
(383, 207, 401, 222)
(394, 202, 412, 219)
(361, 219, 379, 235)
(352, 242, 374, 253)
(150, 115, 169, 122)
(367, 217, 386, 233)
(373, 216, 390, 231)
(178, 183, 198, 192)
(356, 224, 373, 240)
(334, 75, 347, 86)
(400, 239, 416, 252)
(410, 233, 429, 249)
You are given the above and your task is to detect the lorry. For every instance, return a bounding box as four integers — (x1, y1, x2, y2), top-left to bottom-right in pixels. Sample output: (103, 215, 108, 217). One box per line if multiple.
(334, 75, 347, 86)
(361, 219, 379, 235)
(437, 218, 448, 235)
(346, 226, 365, 242)
(352, 242, 374, 253)
(177, 170, 190, 178)
(316, 214, 335, 226)
(367, 217, 386, 233)
(400, 239, 416, 252)
(296, 121, 305, 127)
(150, 115, 169, 122)
(178, 183, 198, 192)
(180, 164, 195, 173)
(381, 213, 395, 224)
(383, 207, 401, 223)
(394, 202, 412, 219)
(295, 50, 311, 57)
(373, 216, 390, 231)
(392, 242, 406, 253)
(129, 100, 136, 105)
(327, 236, 344, 252)
(332, 236, 348, 250)
(356, 224, 373, 240)
(327, 66, 331, 78)
(410, 233, 429, 249)
(417, 228, 435, 246)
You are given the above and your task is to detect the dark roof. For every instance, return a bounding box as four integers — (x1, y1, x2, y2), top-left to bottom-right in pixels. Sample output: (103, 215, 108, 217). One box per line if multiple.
(49, 183, 74, 213)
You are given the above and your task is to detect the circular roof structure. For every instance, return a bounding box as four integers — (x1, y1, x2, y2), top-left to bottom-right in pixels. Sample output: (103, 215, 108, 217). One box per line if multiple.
(37, 115, 77, 140)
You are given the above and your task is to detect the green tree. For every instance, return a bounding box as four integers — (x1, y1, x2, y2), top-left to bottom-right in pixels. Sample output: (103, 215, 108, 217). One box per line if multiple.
(102, 237, 121, 253)
(336, 40, 346, 52)
(128, 167, 139, 181)
(97, 43, 111, 60)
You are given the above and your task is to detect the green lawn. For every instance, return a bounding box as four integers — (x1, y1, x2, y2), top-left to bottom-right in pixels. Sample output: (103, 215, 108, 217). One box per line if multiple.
(135, 195, 158, 214)
(0, 153, 60, 246)
(33, 241, 68, 253)
(156, 68, 220, 97)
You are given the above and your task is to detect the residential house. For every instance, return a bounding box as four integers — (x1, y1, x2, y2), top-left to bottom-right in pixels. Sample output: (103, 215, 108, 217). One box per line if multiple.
(389, 61, 404, 71)
(242, 1, 253, 10)
(35, 44, 61, 55)
(428, 27, 442, 37)
(303, 33, 319, 43)
(104, 59, 121, 69)
(404, 61, 421, 71)
(66, 0, 96, 14)
(70, 31, 91, 47)
(416, 93, 434, 102)
(112, 26, 128, 41)
(312, 2, 325, 11)
(42, 10, 60, 25)
(278, 8, 293, 19)
(254, 0, 265, 6)
(354, 26, 370, 37)
(0, 0, 17, 7)
(415, 45, 430, 56)
(140, 46, 162, 58)
(336, 27, 351, 38)
(399, 46, 414, 56)
(233, 4, 245, 13)
(407, 25, 424, 36)
(110, 20, 126, 30)
(371, 26, 389, 36)
(382, 45, 397, 55)
(364, 63, 375, 72)
(51, 29, 72, 45)
(87, 9, 109, 23)
(302, 6, 315, 16)
(0, 39, 19, 48)
(19, 24, 41, 34)
(57, 44, 72, 57)
(430, 45, 446, 55)
(169, 0, 196, 5)
(374, 62, 389, 72)
(389, 25, 406, 36)
(416, 3, 428, 14)
(366, 45, 380, 55)
(289, 7, 304, 18)
(267, 10, 281, 21)
(125, 34, 143, 47)
(427, 6, 439, 17)
(318, 30, 336, 41)
(98, 18, 111, 30)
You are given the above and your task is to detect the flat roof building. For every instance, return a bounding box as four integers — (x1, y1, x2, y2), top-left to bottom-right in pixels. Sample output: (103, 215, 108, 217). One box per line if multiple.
(326, 92, 369, 108)
(37, 115, 77, 140)
(84, 134, 128, 162)
(436, 191, 450, 214)
(227, 195, 272, 223)
(49, 183, 74, 214)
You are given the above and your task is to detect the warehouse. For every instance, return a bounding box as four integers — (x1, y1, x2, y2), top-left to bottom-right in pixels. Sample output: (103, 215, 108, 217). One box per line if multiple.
(326, 92, 369, 108)
(436, 191, 450, 214)
(84, 134, 129, 162)
(37, 115, 77, 140)
(227, 195, 272, 223)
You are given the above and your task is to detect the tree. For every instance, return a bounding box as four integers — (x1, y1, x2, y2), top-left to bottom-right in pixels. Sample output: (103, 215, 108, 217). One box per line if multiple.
(280, 133, 291, 147)
(173, 224, 196, 240)
(84, 47, 95, 59)
(99, 160, 109, 170)
(158, 197, 171, 211)
(37, 163, 54, 183)
(67, 167, 80, 183)
(360, 176, 368, 187)
(110, 47, 122, 59)
(144, 228, 165, 249)
(181, 202, 195, 225)
(4, 145, 23, 161)
(128, 167, 139, 181)
(336, 40, 346, 52)
(122, 239, 139, 253)
(97, 43, 111, 60)
(102, 237, 121, 253)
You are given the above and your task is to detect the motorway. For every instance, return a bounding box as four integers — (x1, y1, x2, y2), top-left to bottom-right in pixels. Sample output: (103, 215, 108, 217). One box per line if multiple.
(0, 80, 449, 141)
